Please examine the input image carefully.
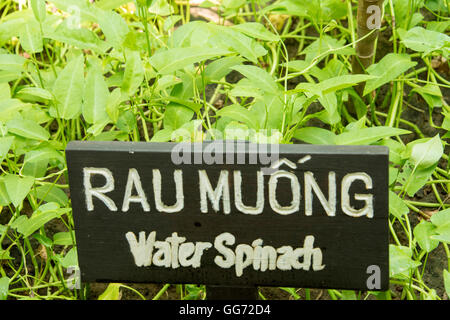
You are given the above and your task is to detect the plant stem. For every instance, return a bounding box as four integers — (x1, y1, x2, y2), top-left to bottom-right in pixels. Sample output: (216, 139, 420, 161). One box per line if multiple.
(352, 0, 384, 73)
(153, 284, 170, 300)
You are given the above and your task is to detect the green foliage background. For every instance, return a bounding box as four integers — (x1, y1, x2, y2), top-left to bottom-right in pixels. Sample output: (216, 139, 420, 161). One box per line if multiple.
(0, 0, 449, 300)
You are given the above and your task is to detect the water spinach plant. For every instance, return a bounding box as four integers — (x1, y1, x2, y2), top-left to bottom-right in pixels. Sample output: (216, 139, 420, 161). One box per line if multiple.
(0, 0, 449, 300)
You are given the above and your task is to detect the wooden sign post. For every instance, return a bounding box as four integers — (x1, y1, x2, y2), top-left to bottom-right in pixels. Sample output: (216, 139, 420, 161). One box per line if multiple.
(66, 141, 389, 298)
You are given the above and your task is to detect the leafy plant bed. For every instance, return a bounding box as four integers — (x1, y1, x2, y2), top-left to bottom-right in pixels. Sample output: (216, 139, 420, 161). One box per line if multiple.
(0, 0, 449, 300)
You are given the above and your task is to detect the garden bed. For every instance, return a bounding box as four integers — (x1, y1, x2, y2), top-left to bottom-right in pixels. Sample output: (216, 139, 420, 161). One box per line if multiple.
(0, 0, 449, 300)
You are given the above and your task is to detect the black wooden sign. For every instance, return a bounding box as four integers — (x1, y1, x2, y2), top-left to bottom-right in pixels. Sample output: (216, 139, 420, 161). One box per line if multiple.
(66, 141, 389, 291)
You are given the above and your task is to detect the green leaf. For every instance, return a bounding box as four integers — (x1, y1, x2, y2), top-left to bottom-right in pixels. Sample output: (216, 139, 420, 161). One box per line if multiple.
(116, 110, 137, 132)
(16, 203, 70, 237)
(444, 269, 450, 297)
(0, 249, 13, 260)
(413, 221, 439, 252)
(149, 47, 231, 74)
(22, 147, 60, 178)
(105, 88, 124, 123)
(83, 67, 110, 124)
(0, 54, 27, 71)
(335, 127, 410, 145)
(23, 147, 62, 165)
(296, 74, 375, 96)
(411, 83, 443, 109)
(301, 35, 354, 63)
(19, 20, 43, 53)
(53, 231, 75, 246)
(412, 83, 442, 99)
(96, 0, 133, 10)
(389, 191, 409, 219)
(53, 55, 85, 120)
(397, 160, 436, 197)
(0, 70, 22, 83)
(284, 60, 312, 73)
(344, 116, 366, 132)
(214, 27, 268, 64)
(22, 159, 48, 178)
(14, 87, 53, 103)
(149, 0, 174, 16)
(154, 75, 182, 92)
(21, 107, 52, 124)
(150, 128, 174, 142)
(169, 71, 198, 101)
(252, 131, 283, 146)
(427, 21, 450, 33)
(364, 54, 417, 95)
(430, 208, 450, 243)
(170, 21, 206, 48)
(410, 135, 443, 169)
(377, 139, 405, 165)
(231, 65, 280, 94)
(341, 290, 357, 300)
(122, 50, 144, 96)
(389, 167, 399, 186)
(91, 130, 128, 141)
(171, 120, 203, 142)
(163, 15, 182, 32)
(294, 127, 336, 145)
(294, 76, 372, 123)
(97, 9, 129, 48)
(98, 283, 122, 300)
(430, 208, 450, 227)
(204, 56, 244, 82)
(6, 119, 50, 141)
(163, 104, 194, 130)
(398, 27, 450, 56)
(231, 22, 280, 42)
(229, 79, 263, 99)
(0, 178, 11, 206)
(45, 22, 109, 53)
(316, 93, 339, 125)
(50, 0, 98, 23)
(33, 233, 53, 247)
(223, 121, 250, 140)
(183, 284, 203, 300)
(159, 96, 202, 113)
(0, 277, 9, 300)
(250, 94, 284, 130)
(0, 83, 10, 99)
(87, 120, 110, 137)
(61, 247, 78, 268)
(222, 0, 246, 10)
(0, 99, 30, 121)
(31, 0, 46, 23)
(34, 185, 69, 206)
(389, 245, 421, 278)
(10, 215, 28, 231)
(0, 18, 26, 44)
(0, 136, 14, 163)
(4, 174, 34, 207)
(216, 104, 259, 130)
(321, 74, 375, 93)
